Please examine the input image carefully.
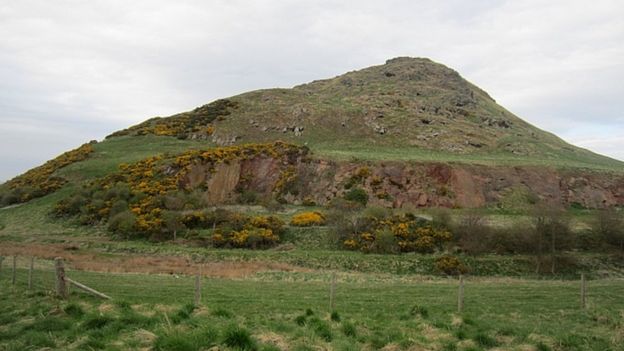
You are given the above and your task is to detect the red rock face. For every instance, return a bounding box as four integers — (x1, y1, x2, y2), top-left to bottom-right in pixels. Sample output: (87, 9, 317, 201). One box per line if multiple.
(183, 154, 624, 209)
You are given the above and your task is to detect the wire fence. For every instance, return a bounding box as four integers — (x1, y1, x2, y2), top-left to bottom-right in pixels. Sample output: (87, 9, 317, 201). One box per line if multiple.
(1, 254, 624, 316)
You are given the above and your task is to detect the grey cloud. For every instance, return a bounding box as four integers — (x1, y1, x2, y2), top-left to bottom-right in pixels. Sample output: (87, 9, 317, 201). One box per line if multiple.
(1, 0, 623, 181)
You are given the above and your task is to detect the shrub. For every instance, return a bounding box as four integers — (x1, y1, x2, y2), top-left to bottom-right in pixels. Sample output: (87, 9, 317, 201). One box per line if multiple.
(218, 228, 280, 249)
(290, 212, 326, 227)
(593, 209, 624, 252)
(238, 189, 259, 205)
(342, 213, 452, 254)
(0, 143, 94, 204)
(435, 255, 469, 275)
(375, 228, 398, 253)
(108, 211, 137, 236)
(249, 215, 286, 236)
(344, 187, 368, 206)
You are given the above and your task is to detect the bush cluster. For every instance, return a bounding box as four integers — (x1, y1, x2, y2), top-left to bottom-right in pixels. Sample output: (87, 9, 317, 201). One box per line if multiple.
(211, 214, 285, 249)
(52, 142, 302, 242)
(435, 255, 469, 275)
(340, 213, 452, 254)
(290, 211, 326, 227)
(0, 143, 94, 206)
(107, 99, 238, 139)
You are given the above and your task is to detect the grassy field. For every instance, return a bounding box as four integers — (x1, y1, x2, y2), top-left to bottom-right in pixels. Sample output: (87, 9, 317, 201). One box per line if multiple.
(1, 264, 624, 351)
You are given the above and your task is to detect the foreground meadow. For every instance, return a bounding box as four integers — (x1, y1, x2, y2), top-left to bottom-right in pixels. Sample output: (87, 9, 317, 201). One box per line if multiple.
(1, 264, 623, 351)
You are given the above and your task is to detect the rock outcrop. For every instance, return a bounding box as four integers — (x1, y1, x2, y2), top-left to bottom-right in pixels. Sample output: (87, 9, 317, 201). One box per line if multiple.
(188, 156, 624, 209)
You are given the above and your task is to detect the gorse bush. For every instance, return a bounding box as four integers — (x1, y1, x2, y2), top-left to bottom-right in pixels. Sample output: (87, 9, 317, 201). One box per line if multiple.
(342, 213, 452, 254)
(0, 143, 94, 205)
(108, 98, 238, 139)
(51, 142, 304, 242)
(290, 211, 326, 227)
(211, 214, 284, 249)
(435, 255, 469, 275)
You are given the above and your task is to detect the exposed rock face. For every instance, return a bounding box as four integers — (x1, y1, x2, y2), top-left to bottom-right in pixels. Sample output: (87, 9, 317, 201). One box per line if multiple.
(204, 162, 242, 204)
(186, 155, 624, 209)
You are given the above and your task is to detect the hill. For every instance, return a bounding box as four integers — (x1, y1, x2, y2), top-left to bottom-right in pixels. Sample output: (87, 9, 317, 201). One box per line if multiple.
(1, 57, 622, 213)
(108, 57, 622, 169)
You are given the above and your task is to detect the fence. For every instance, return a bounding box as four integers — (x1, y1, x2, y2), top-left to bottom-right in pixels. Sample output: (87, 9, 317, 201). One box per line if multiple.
(0, 254, 598, 314)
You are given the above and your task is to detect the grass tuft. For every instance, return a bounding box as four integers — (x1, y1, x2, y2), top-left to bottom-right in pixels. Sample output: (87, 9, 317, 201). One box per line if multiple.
(330, 311, 341, 322)
(308, 317, 332, 341)
(223, 324, 257, 350)
(212, 308, 233, 318)
(341, 321, 357, 337)
(63, 302, 85, 318)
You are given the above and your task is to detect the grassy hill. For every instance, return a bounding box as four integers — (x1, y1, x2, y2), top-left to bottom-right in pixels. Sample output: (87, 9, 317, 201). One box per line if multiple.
(107, 57, 623, 170)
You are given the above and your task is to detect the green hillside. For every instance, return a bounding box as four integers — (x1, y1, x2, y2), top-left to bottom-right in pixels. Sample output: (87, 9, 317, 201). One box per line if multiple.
(107, 57, 623, 170)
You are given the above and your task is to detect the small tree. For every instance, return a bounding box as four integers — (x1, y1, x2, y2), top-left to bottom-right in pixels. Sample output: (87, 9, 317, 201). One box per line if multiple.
(163, 210, 185, 241)
(532, 206, 570, 274)
(593, 209, 624, 252)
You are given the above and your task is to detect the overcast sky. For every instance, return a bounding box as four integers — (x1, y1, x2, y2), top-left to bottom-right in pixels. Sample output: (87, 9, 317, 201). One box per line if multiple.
(1, 0, 623, 182)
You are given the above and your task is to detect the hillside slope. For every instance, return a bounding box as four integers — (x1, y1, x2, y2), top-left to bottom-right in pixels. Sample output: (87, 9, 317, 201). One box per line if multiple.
(1, 57, 623, 211)
(109, 57, 622, 169)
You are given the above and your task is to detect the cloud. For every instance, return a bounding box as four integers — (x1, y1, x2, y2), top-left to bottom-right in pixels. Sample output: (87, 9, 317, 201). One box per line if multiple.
(0, 0, 623, 181)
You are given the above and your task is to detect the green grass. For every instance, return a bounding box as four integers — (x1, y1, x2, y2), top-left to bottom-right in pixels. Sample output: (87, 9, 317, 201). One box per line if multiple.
(3, 269, 623, 350)
(312, 140, 624, 172)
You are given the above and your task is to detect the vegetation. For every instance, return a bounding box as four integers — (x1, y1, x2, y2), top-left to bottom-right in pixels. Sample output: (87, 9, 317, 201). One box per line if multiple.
(1, 56, 624, 350)
(0, 143, 94, 205)
(51, 142, 305, 240)
(107, 98, 238, 139)
(290, 211, 326, 227)
(1, 267, 624, 351)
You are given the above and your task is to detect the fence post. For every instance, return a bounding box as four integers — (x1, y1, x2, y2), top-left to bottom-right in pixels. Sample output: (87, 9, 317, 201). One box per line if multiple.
(580, 273, 587, 310)
(12, 255, 16, 285)
(194, 266, 202, 306)
(457, 275, 465, 313)
(0, 256, 3, 280)
(55, 257, 68, 299)
(28, 257, 34, 290)
(329, 272, 336, 311)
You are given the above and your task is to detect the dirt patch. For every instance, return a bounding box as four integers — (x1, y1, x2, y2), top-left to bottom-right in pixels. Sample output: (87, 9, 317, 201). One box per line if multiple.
(0, 243, 307, 278)
(256, 332, 290, 350)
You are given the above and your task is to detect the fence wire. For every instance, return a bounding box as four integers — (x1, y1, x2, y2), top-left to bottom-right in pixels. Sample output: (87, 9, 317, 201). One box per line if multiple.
(1, 254, 623, 315)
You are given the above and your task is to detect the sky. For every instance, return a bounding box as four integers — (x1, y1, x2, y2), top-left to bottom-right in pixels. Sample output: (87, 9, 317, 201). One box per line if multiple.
(1, 0, 623, 182)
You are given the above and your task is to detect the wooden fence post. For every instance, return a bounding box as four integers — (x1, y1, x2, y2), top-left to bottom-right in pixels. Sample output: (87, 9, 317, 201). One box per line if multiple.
(55, 257, 68, 299)
(580, 273, 587, 310)
(194, 266, 202, 306)
(28, 257, 34, 290)
(0, 256, 3, 281)
(329, 272, 337, 311)
(457, 275, 465, 313)
(12, 255, 16, 285)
